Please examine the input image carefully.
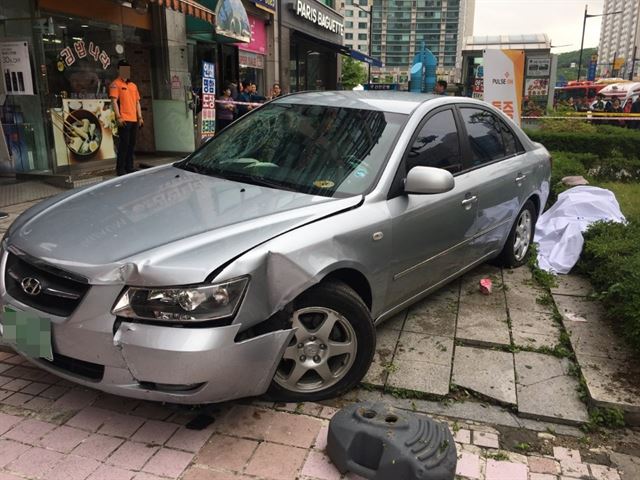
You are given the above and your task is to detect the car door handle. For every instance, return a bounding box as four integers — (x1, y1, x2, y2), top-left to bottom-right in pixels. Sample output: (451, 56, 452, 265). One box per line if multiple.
(461, 196, 477, 208)
(516, 174, 527, 183)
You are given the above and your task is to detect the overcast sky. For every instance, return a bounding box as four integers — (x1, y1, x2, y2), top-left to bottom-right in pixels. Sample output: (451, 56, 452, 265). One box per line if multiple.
(474, 0, 605, 53)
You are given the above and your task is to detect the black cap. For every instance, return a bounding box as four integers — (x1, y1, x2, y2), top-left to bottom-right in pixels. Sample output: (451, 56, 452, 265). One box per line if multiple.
(117, 59, 130, 68)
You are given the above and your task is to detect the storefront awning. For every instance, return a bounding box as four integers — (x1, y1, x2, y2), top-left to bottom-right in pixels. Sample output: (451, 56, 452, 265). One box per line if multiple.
(150, 0, 215, 25)
(349, 49, 384, 68)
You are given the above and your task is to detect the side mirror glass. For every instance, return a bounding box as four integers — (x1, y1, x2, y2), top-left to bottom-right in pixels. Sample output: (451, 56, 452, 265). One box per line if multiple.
(404, 166, 455, 195)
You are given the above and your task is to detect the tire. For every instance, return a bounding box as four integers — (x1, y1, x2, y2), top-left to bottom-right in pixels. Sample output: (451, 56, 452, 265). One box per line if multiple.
(497, 200, 537, 268)
(266, 281, 376, 402)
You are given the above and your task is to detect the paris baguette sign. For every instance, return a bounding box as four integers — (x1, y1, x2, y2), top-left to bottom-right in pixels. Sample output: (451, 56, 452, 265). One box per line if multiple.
(291, 0, 345, 36)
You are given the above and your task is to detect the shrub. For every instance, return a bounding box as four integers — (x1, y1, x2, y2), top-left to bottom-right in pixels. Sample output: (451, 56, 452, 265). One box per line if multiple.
(538, 117, 597, 135)
(578, 221, 640, 353)
(527, 128, 640, 161)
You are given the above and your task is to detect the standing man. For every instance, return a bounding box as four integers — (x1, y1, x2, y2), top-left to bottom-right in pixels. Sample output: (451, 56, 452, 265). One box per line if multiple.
(109, 60, 143, 176)
(434, 80, 447, 95)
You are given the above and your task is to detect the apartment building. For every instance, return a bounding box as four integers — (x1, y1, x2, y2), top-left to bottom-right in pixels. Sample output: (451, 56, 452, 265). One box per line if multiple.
(368, 0, 475, 86)
(598, 0, 640, 78)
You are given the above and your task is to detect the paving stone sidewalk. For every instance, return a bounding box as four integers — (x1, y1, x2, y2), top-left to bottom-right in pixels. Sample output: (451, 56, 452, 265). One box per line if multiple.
(365, 263, 589, 426)
(0, 345, 630, 480)
(551, 276, 640, 425)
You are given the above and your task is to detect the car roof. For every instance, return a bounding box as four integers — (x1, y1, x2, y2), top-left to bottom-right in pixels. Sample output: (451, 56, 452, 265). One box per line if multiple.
(273, 91, 441, 115)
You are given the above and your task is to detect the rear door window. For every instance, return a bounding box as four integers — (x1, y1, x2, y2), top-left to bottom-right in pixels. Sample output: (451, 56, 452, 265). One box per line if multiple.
(460, 107, 507, 166)
(499, 119, 523, 157)
(407, 109, 462, 174)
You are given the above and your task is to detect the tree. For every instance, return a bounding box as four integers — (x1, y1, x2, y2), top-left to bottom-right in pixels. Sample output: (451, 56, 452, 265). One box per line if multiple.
(341, 57, 367, 90)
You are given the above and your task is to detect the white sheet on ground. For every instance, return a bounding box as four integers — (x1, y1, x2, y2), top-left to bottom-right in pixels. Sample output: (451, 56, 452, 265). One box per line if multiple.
(534, 186, 626, 274)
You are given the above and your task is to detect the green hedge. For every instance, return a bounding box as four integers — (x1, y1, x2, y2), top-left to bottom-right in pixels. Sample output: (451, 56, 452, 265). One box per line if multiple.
(578, 221, 640, 353)
(527, 128, 640, 160)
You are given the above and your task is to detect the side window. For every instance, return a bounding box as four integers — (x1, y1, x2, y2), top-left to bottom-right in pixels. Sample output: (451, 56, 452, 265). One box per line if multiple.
(499, 119, 522, 157)
(407, 109, 462, 174)
(460, 108, 506, 166)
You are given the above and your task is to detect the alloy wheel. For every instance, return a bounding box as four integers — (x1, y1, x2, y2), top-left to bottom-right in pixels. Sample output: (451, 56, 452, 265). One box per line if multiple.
(513, 209, 532, 262)
(274, 307, 357, 393)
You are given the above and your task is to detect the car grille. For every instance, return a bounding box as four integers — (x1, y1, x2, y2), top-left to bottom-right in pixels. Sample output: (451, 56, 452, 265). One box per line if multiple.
(42, 352, 105, 381)
(4, 252, 90, 317)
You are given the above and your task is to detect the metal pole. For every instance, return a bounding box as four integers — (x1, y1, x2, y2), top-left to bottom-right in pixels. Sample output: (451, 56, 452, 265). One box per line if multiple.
(368, 2, 372, 83)
(630, 13, 639, 80)
(577, 4, 588, 82)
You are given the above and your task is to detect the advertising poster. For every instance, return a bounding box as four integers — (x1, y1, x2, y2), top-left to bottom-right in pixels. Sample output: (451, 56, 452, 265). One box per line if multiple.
(472, 77, 484, 99)
(215, 0, 251, 43)
(236, 15, 267, 54)
(483, 49, 525, 125)
(52, 99, 116, 166)
(526, 57, 550, 77)
(0, 41, 34, 95)
(525, 78, 549, 97)
(201, 61, 216, 139)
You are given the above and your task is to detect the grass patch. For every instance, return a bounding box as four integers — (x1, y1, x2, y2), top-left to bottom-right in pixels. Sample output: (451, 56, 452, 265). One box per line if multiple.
(582, 407, 626, 433)
(593, 181, 640, 223)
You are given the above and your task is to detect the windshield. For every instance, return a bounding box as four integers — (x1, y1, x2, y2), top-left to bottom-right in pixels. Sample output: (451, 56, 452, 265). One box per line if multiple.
(178, 103, 407, 197)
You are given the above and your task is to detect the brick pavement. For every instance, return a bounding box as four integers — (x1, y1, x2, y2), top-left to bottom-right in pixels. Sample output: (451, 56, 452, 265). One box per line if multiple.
(0, 349, 628, 480)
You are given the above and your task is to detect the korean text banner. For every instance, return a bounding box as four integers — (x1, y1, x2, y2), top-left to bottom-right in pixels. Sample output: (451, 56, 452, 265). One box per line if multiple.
(483, 49, 525, 125)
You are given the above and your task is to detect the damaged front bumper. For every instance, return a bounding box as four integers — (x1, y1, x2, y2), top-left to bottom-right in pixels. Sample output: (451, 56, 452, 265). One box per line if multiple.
(2, 303, 293, 404)
(0, 252, 294, 404)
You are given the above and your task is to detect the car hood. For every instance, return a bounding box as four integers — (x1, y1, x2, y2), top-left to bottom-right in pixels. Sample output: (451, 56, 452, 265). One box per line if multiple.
(7, 166, 362, 284)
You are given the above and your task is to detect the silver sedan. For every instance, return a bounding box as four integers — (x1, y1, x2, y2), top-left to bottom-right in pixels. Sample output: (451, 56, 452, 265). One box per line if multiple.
(0, 92, 550, 404)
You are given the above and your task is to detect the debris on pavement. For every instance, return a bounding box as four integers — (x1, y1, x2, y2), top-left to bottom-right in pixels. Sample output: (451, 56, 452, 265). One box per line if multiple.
(479, 278, 493, 295)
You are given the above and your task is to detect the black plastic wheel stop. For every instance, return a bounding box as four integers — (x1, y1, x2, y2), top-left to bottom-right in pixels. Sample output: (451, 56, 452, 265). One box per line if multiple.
(326, 402, 457, 479)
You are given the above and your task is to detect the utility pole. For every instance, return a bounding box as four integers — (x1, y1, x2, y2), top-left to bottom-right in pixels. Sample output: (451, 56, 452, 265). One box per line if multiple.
(577, 5, 588, 82)
(368, 2, 373, 84)
(577, 4, 623, 82)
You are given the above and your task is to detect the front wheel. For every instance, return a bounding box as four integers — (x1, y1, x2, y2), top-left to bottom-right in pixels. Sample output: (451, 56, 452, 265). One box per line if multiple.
(497, 200, 537, 268)
(267, 281, 375, 402)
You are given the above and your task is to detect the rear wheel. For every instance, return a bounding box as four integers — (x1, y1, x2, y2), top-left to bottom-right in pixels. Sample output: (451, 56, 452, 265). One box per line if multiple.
(267, 281, 375, 402)
(497, 200, 536, 268)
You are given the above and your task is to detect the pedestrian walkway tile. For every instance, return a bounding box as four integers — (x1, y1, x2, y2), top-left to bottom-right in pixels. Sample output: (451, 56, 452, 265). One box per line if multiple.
(452, 346, 516, 406)
(515, 351, 588, 425)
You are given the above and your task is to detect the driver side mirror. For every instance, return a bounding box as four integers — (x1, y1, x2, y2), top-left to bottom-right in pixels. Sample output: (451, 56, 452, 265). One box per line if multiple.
(404, 166, 455, 195)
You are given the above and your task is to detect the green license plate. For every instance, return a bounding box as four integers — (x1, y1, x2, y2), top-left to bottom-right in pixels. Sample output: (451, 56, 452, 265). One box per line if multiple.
(1, 305, 53, 361)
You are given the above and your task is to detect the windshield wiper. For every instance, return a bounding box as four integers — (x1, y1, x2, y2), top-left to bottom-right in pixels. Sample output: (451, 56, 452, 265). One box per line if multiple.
(178, 162, 211, 175)
(217, 171, 297, 192)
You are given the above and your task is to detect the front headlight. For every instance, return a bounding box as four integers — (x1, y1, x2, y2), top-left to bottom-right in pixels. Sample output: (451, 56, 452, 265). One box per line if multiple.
(111, 276, 249, 322)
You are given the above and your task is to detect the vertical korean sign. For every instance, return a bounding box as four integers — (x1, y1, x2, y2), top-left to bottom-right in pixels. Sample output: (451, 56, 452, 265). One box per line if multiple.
(483, 49, 525, 125)
(201, 61, 216, 139)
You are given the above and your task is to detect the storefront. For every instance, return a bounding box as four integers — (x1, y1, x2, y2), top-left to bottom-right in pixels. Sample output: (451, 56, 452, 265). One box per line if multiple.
(0, 0, 215, 178)
(238, 13, 268, 95)
(461, 35, 556, 116)
(186, 1, 274, 106)
(278, 0, 345, 92)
